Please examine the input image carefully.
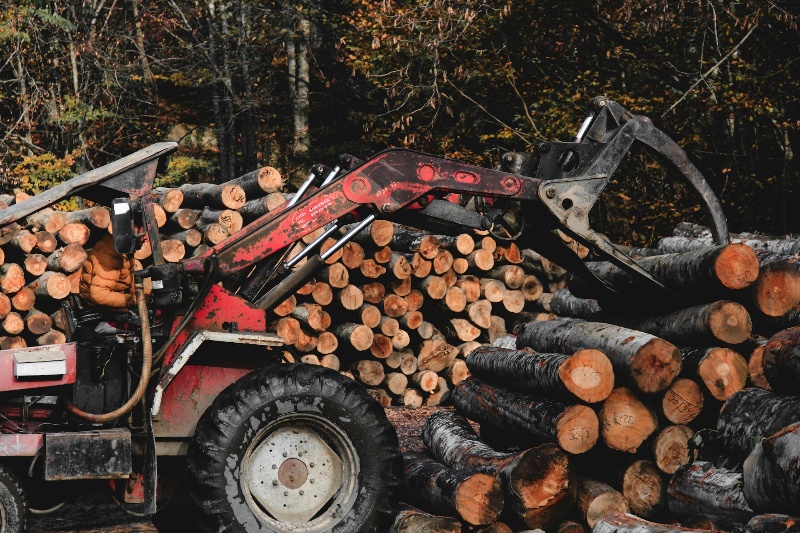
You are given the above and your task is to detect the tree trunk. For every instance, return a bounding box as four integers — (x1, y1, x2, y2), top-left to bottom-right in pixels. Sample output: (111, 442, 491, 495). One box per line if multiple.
(746, 514, 800, 533)
(450, 377, 598, 454)
(667, 461, 753, 523)
(179, 182, 246, 210)
(660, 378, 704, 425)
(465, 346, 613, 403)
(401, 451, 504, 526)
(743, 421, 800, 514)
(716, 388, 800, 468)
(577, 479, 629, 528)
(516, 318, 681, 394)
(761, 326, 800, 393)
(604, 301, 751, 346)
(225, 166, 283, 198)
(422, 410, 576, 529)
(594, 512, 718, 533)
(389, 506, 461, 533)
(570, 244, 760, 300)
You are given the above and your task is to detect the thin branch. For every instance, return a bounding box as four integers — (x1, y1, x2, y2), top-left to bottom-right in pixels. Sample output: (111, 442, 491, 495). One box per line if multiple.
(446, 79, 534, 147)
(662, 24, 758, 117)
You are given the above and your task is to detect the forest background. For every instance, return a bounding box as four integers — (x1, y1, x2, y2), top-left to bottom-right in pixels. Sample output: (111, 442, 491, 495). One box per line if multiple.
(1, 0, 798, 246)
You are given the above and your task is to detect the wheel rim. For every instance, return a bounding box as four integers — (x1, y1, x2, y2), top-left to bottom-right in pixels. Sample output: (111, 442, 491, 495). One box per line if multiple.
(241, 413, 360, 531)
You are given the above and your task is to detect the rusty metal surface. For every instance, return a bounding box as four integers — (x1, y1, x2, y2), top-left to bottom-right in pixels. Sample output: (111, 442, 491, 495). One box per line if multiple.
(0, 342, 76, 393)
(0, 433, 43, 457)
(152, 363, 253, 441)
(44, 429, 132, 480)
(341, 148, 527, 212)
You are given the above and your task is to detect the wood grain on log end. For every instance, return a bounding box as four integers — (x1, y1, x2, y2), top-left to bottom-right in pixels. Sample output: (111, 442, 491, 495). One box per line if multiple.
(708, 301, 752, 344)
(661, 378, 704, 425)
(653, 425, 693, 474)
(715, 243, 759, 289)
(621, 459, 667, 518)
(600, 387, 659, 453)
(556, 404, 599, 454)
(559, 348, 614, 403)
(696, 347, 748, 400)
(748, 345, 771, 390)
(578, 479, 630, 529)
(513, 444, 576, 529)
(629, 337, 682, 394)
(455, 473, 504, 526)
(751, 261, 800, 317)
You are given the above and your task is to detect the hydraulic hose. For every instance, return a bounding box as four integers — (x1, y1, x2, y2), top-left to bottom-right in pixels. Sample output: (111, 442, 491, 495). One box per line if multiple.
(65, 282, 152, 424)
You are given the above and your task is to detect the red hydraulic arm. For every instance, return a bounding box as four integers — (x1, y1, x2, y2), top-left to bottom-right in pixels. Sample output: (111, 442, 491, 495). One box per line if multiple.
(181, 149, 541, 278)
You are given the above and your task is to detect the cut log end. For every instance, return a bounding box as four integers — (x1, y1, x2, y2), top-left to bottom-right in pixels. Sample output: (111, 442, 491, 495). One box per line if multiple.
(661, 378, 704, 425)
(556, 404, 599, 454)
(653, 425, 693, 475)
(455, 473, 504, 526)
(752, 263, 800, 317)
(622, 460, 667, 518)
(559, 348, 615, 403)
(629, 338, 682, 394)
(714, 243, 760, 289)
(708, 301, 752, 344)
(696, 347, 748, 401)
(511, 445, 575, 529)
(600, 387, 659, 453)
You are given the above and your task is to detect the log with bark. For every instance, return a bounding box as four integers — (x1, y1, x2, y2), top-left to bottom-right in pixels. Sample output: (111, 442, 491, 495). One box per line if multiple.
(401, 451, 504, 526)
(743, 421, 800, 514)
(577, 479, 630, 528)
(178, 182, 246, 210)
(536, 288, 601, 318)
(450, 377, 599, 454)
(422, 410, 576, 529)
(465, 345, 614, 403)
(569, 244, 760, 304)
(745, 514, 800, 533)
(594, 512, 722, 533)
(759, 326, 800, 393)
(389, 506, 462, 533)
(661, 378, 704, 425)
(603, 301, 752, 347)
(667, 461, 753, 523)
(516, 318, 681, 394)
(715, 388, 800, 467)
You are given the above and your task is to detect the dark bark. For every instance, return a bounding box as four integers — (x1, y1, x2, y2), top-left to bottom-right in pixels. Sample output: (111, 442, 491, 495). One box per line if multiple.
(516, 317, 681, 394)
(389, 506, 461, 533)
(716, 388, 800, 467)
(450, 377, 598, 454)
(743, 422, 800, 514)
(594, 512, 723, 533)
(746, 514, 800, 533)
(465, 345, 613, 403)
(761, 326, 800, 393)
(422, 410, 576, 529)
(667, 461, 753, 523)
(602, 301, 752, 347)
(570, 244, 760, 301)
(401, 451, 504, 526)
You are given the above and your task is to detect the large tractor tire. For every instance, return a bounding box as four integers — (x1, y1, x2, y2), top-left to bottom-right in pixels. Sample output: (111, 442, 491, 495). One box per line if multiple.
(186, 363, 401, 532)
(0, 463, 26, 533)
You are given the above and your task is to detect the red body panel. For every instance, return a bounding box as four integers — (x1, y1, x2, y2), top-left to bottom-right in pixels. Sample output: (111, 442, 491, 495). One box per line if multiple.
(0, 343, 77, 392)
(0, 433, 44, 457)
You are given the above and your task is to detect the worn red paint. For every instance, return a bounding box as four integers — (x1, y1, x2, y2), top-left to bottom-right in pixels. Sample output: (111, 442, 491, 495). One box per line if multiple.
(0, 433, 43, 457)
(0, 343, 77, 393)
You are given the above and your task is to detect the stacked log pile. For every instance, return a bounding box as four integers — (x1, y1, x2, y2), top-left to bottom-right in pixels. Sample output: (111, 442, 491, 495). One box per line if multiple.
(8, 156, 800, 532)
(385, 223, 800, 531)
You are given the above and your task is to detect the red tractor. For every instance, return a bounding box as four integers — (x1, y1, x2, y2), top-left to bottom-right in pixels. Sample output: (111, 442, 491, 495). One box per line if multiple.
(0, 98, 728, 532)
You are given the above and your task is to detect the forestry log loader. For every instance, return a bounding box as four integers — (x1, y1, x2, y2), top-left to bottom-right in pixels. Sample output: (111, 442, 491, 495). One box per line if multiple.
(0, 98, 728, 532)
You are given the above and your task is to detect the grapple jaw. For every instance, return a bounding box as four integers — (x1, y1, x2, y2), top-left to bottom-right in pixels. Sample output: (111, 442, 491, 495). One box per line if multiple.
(509, 97, 729, 298)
